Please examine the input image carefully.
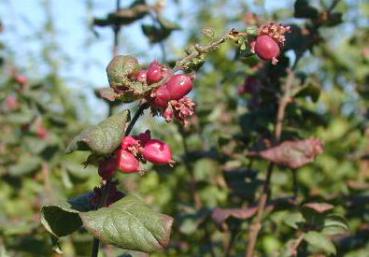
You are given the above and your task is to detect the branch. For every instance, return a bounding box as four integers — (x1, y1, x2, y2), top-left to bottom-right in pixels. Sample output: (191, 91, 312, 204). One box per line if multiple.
(245, 70, 294, 257)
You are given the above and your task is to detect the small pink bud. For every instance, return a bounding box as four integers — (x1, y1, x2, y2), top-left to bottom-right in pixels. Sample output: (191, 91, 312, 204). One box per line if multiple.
(143, 139, 173, 165)
(166, 74, 193, 100)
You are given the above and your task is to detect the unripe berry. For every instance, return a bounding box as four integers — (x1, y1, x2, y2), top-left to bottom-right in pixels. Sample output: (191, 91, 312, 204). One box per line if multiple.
(146, 61, 166, 84)
(166, 74, 193, 100)
(116, 149, 140, 173)
(252, 35, 280, 61)
(136, 70, 147, 83)
(143, 139, 173, 165)
(152, 85, 171, 108)
(98, 158, 117, 180)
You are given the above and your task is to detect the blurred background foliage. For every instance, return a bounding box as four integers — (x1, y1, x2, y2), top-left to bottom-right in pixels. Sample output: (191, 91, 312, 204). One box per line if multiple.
(1, 0, 369, 256)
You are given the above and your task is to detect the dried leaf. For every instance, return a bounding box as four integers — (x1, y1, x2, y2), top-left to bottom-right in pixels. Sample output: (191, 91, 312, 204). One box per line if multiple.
(252, 138, 324, 169)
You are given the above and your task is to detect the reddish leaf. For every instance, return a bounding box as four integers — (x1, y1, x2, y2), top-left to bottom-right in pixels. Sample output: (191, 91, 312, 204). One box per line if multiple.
(303, 202, 334, 213)
(211, 207, 258, 226)
(251, 138, 324, 169)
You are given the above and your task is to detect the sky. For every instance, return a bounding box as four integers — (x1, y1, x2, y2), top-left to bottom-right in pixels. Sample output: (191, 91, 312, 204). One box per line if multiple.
(0, 0, 293, 118)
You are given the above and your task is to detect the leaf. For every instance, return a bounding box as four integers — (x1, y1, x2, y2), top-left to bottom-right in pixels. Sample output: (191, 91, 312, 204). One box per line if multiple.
(65, 110, 130, 155)
(283, 212, 305, 229)
(322, 215, 349, 236)
(98, 87, 119, 102)
(41, 204, 82, 237)
(303, 202, 334, 213)
(9, 155, 42, 176)
(304, 231, 336, 255)
(295, 82, 321, 102)
(80, 195, 173, 253)
(250, 138, 324, 169)
(211, 207, 257, 226)
(294, 0, 319, 19)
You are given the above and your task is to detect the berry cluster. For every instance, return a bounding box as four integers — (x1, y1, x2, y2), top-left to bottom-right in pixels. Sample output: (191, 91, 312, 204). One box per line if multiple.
(98, 130, 174, 179)
(251, 23, 291, 64)
(135, 61, 196, 127)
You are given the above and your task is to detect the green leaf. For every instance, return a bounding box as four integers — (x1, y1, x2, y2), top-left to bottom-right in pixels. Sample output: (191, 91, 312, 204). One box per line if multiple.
(294, 0, 319, 19)
(9, 155, 42, 176)
(322, 214, 349, 236)
(283, 212, 305, 229)
(65, 110, 130, 155)
(41, 204, 82, 237)
(80, 195, 173, 253)
(304, 231, 336, 255)
(295, 82, 321, 102)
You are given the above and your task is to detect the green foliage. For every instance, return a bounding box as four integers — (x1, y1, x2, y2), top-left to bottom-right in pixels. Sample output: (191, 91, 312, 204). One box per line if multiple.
(66, 110, 130, 155)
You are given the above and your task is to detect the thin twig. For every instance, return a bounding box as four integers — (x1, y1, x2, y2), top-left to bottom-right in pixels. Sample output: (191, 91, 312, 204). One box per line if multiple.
(180, 128, 202, 209)
(290, 233, 305, 256)
(245, 70, 294, 257)
(125, 102, 150, 136)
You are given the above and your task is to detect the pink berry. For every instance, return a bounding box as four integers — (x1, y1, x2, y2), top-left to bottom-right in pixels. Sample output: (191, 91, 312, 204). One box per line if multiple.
(37, 125, 48, 139)
(5, 95, 19, 110)
(166, 74, 193, 100)
(252, 35, 280, 61)
(136, 70, 147, 83)
(98, 158, 117, 180)
(15, 75, 28, 85)
(143, 139, 173, 165)
(121, 136, 139, 150)
(116, 149, 140, 173)
(152, 85, 171, 108)
(146, 61, 165, 84)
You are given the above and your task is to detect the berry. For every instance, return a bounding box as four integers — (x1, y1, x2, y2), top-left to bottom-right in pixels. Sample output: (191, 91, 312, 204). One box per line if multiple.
(116, 149, 140, 173)
(136, 70, 147, 83)
(166, 74, 193, 100)
(36, 125, 48, 139)
(121, 136, 140, 150)
(5, 95, 19, 111)
(98, 158, 117, 180)
(152, 85, 171, 108)
(146, 61, 168, 84)
(252, 35, 280, 62)
(15, 75, 28, 86)
(143, 139, 173, 165)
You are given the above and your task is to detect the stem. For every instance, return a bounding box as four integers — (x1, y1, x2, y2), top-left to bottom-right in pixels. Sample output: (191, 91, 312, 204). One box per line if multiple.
(245, 70, 294, 257)
(290, 233, 305, 256)
(125, 102, 150, 136)
(91, 238, 100, 257)
(173, 29, 243, 71)
(180, 128, 202, 209)
(225, 229, 238, 257)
